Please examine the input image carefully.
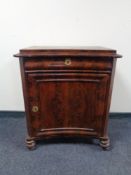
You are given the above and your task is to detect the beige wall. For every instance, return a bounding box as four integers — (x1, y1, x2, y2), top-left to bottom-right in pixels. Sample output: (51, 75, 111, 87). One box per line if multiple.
(0, 0, 131, 112)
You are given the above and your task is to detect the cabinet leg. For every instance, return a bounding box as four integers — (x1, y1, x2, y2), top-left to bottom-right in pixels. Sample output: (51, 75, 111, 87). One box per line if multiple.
(100, 136, 110, 150)
(26, 137, 36, 150)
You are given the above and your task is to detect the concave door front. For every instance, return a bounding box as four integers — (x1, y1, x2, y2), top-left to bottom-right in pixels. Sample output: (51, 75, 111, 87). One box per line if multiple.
(27, 73, 110, 135)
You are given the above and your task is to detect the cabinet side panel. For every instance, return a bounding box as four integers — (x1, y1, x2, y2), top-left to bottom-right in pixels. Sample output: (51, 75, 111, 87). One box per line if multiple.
(19, 58, 33, 137)
(101, 59, 117, 137)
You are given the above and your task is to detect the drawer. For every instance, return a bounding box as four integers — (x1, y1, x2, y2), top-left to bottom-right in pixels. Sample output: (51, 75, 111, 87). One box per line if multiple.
(24, 57, 113, 71)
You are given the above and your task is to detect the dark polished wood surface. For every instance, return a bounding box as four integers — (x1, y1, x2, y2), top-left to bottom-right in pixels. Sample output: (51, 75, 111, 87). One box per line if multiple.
(15, 46, 122, 150)
(14, 46, 122, 58)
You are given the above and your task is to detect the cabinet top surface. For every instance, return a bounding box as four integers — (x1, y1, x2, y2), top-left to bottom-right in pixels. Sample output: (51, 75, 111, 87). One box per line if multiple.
(14, 46, 122, 58)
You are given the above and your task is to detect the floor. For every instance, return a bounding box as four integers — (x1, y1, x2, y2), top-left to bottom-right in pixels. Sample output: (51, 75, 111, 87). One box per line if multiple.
(0, 112, 131, 175)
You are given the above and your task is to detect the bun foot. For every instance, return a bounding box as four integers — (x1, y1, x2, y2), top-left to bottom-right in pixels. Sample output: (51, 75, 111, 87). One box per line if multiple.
(26, 137, 36, 150)
(100, 137, 110, 151)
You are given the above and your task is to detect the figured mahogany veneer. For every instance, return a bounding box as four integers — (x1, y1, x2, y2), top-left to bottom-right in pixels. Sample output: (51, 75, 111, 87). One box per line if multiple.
(14, 46, 122, 150)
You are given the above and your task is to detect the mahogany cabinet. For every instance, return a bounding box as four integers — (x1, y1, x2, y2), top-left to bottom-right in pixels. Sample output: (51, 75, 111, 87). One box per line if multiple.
(14, 46, 121, 150)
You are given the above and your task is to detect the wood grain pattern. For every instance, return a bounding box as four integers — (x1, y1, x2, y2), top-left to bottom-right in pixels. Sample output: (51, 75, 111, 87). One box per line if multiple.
(15, 46, 122, 150)
(24, 57, 113, 71)
(14, 46, 122, 58)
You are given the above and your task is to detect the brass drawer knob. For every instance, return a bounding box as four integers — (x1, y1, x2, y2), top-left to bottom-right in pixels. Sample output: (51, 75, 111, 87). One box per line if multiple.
(32, 106, 39, 112)
(64, 58, 71, 65)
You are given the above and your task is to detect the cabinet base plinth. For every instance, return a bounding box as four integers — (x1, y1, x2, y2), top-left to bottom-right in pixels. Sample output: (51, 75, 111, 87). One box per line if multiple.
(25, 134, 111, 151)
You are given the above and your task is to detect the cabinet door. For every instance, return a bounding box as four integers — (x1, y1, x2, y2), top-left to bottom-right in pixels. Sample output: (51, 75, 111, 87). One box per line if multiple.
(27, 72, 110, 135)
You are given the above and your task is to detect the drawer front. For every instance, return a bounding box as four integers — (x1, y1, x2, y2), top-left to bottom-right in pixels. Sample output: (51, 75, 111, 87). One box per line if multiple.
(24, 57, 113, 71)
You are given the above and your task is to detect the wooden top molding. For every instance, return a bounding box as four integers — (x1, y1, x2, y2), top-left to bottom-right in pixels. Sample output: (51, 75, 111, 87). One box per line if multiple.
(14, 46, 122, 58)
